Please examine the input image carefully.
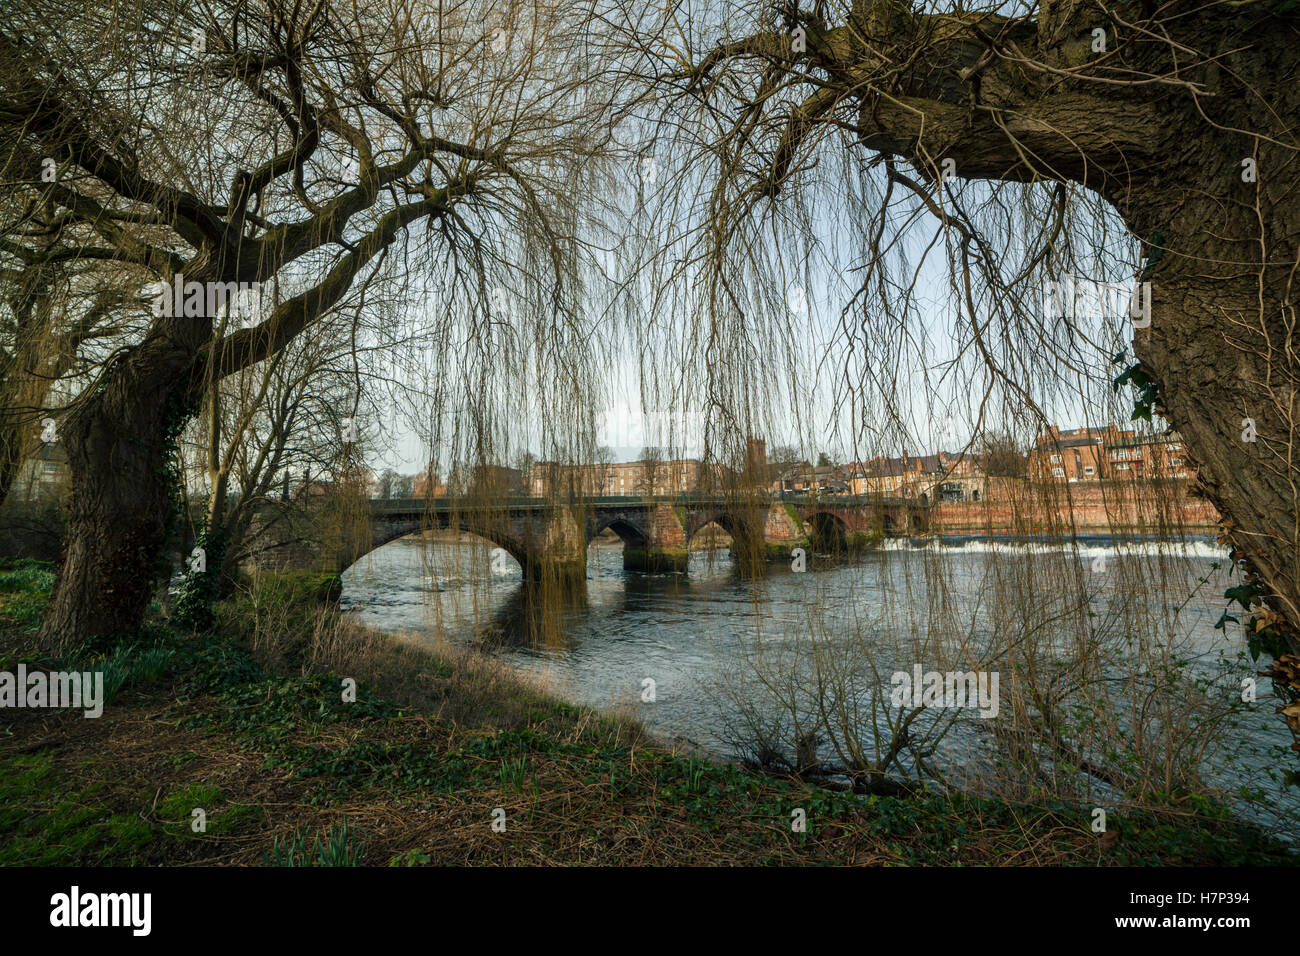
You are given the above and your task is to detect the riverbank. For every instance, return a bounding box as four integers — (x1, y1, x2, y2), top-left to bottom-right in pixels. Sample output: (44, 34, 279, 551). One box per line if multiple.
(0, 559, 1292, 866)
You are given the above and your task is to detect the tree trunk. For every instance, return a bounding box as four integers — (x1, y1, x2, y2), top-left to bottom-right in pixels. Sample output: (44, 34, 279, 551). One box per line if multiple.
(1109, 58, 1300, 657)
(1133, 250, 1300, 642)
(35, 351, 191, 653)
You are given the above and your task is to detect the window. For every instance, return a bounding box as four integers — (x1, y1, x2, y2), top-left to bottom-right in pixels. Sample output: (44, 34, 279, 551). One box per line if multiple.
(1171, 458, 1183, 467)
(1049, 454, 1062, 464)
(1114, 463, 1129, 471)
(1083, 466, 1095, 476)
(1051, 467, 1065, 478)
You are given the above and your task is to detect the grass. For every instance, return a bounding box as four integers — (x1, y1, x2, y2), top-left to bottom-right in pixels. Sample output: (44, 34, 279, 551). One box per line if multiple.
(0, 559, 55, 647)
(264, 817, 365, 866)
(0, 558, 1294, 866)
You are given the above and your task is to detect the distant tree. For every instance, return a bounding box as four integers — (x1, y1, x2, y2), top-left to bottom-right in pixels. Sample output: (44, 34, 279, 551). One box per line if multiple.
(770, 444, 802, 467)
(413, 463, 442, 498)
(636, 445, 663, 496)
(514, 451, 538, 487)
(980, 432, 1028, 479)
(816, 452, 834, 468)
(766, 444, 803, 493)
(594, 445, 615, 495)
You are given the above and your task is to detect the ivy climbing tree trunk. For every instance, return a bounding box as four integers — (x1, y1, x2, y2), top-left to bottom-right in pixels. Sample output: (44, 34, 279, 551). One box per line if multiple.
(36, 347, 195, 651)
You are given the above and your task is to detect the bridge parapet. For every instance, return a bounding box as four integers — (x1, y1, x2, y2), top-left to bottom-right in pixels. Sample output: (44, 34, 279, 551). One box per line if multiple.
(247, 493, 928, 579)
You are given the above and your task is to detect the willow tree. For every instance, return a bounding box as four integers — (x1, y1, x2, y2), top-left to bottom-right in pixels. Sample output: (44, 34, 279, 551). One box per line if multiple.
(0, 0, 610, 650)
(644, 0, 1299, 745)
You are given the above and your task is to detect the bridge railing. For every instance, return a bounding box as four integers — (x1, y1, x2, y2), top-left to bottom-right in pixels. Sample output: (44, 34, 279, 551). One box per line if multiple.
(367, 492, 927, 513)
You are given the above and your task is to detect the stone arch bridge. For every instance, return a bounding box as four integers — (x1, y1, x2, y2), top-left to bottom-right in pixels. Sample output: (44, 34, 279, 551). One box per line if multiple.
(295, 495, 928, 581)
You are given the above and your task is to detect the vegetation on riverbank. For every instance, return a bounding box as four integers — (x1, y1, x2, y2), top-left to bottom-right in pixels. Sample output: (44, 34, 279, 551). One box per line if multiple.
(0, 558, 1293, 866)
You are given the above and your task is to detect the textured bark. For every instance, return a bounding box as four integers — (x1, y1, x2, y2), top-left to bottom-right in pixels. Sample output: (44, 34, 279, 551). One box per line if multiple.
(0, 264, 67, 511)
(36, 347, 193, 649)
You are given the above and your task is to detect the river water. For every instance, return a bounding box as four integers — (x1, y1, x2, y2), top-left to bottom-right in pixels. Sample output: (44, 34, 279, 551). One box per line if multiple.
(341, 531, 1296, 836)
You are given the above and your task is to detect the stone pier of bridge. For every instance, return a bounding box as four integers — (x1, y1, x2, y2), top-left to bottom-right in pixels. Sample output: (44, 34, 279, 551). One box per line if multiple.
(612, 503, 690, 573)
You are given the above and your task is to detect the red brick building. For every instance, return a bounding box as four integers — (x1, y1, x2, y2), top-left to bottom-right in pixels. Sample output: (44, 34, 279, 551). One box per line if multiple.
(1030, 425, 1194, 482)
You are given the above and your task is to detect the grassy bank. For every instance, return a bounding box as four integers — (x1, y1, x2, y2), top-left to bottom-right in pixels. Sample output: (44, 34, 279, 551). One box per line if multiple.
(0, 559, 1293, 866)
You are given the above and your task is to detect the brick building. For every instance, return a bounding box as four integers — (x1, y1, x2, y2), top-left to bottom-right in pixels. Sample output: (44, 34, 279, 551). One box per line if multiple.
(1105, 432, 1192, 479)
(840, 452, 986, 502)
(1029, 425, 1110, 481)
(529, 458, 709, 497)
(1030, 425, 1193, 482)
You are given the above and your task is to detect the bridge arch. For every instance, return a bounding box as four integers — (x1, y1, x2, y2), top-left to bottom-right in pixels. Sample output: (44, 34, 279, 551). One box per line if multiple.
(589, 516, 650, 549)
(806, 511, 849, 551)
(364, 518, 424, 555)
(684, 511, 734, 541)
(341, 516, 528, 576)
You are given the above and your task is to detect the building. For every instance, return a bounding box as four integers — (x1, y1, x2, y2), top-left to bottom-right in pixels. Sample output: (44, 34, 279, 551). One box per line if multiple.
(770, 461, 813, 494)
(11, 443, 69, 503)
(917, 452, 987, 502)
(1030, 425, 1194, 482)
(772, 461, 851, 495)
(1105, 431, 1192, 480)
(848, 456, 919, 496)
(413, 463, 447, 497)
(1030, 425, 1113, 481)
(529, 458, 709, 497)
(448, 464, 524, 497)
(743, 437, 767, 482)
(835, 451, 988, 502)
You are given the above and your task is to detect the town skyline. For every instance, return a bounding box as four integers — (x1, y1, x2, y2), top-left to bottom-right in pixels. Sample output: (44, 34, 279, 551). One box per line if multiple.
(264, 419, 1199, 508)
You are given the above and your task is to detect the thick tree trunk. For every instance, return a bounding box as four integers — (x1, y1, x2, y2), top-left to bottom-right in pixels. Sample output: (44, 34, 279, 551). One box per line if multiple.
(1134, 259, 1300, 641)
(35, 351, 190, 653)
(1107, 49, 1300, 657)
(0, 417, 27, 509)
(1123, 162, 1300, 743)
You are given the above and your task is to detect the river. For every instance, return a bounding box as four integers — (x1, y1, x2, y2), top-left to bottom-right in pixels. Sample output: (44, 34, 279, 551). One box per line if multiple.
(341, 531, 1296, 836)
